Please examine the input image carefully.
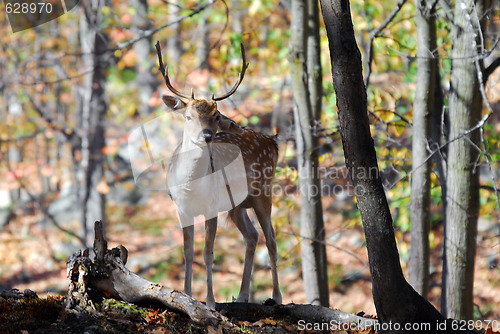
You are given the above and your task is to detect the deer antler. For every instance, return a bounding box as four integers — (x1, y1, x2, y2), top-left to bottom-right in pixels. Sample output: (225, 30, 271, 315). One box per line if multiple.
(155, 41, 194, 100)
(212, 43, 249, 102)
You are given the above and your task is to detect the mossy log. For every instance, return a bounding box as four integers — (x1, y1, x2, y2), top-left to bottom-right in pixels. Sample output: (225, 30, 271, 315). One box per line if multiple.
(66, 221, 219, 326)
(66, 221, 377, 330)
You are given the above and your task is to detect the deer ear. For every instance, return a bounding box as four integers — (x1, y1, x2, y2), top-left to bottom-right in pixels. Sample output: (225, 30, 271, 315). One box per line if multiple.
(162, 96, 187, 114)
(218, 114, 244, 134)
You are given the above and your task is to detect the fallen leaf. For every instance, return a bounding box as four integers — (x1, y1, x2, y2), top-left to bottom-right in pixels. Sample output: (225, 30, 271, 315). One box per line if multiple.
(251, 320, 265, 327)
(263, 318, 277, 325)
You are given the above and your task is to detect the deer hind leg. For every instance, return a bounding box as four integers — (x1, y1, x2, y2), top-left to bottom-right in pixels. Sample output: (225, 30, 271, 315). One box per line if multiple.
(204, 217, 218, 309)
(253, 200, 282, 304)
(230, 207, 259, 303)
(182, 224, 194, 297)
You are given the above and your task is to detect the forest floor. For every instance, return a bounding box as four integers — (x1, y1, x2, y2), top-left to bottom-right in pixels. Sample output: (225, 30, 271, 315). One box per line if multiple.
(0, 189, 499, 333)
(1, 290, 382, 334)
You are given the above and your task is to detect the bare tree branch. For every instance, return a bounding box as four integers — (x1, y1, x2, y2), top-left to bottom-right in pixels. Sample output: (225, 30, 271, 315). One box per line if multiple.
(363, 0, 408, 86)
(5, 161, 87, 246)
(0, 128, 47, 143)
(115, 2, 214, 50)
(437, 0, 454, 22)
(23, 86, 78, 142)
(483, 57, 500, 82)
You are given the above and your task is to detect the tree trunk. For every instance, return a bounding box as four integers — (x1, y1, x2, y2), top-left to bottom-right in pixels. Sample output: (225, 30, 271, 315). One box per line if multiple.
(132, 0, 156, 116)
(431, 65, 447, 246)
(79, 2, 108, 246)
(7, 94, 22, 203)
(408, 0, 437, 297)
(319, 0, 475, 332)
(307, 0, 323, 121)
(195, 2, 212, 70)
(289, 0, 329, 307)
(166, 0, 183, 65)
(442, 0, 486, 320)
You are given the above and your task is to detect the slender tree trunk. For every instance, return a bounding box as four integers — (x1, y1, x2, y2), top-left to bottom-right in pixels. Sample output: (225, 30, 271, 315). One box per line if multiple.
(167, 0, 183, 65)
(307, 0, 323, 121)
(195, 2, 212, 70)
(431, 67, 447, 233)
(7, 94, 22, 203)
(442, 0, 486, 320)
(431, 57, 449, 308)
(132, 0, 156, 116)
(319, 1, 475, 332)
(80, 1, 108, 246)
(408, 0, 437, 297)
(289, 0, 329, 307)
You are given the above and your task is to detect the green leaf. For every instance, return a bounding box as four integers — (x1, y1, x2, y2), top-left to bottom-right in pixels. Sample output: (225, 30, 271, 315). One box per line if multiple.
(277, 47, 289, 60)
(249, 115, 260, 125)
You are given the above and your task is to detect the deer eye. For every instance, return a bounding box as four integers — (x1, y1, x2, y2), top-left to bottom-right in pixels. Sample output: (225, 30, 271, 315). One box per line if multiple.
(216, 114, 221, 121)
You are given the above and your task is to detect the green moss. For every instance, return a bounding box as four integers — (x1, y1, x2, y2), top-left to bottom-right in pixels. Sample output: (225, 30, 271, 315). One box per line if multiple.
(102, 299, 147, 317)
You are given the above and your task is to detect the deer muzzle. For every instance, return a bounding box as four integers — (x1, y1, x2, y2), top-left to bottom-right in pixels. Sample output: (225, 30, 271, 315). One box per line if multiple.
(202, 129, 213, 143)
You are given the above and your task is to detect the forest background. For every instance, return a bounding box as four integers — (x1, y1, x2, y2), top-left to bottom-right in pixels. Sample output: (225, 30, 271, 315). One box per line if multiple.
(0, 0, 499, 324)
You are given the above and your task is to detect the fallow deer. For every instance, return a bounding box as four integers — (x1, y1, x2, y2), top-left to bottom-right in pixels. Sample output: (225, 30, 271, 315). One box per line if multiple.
(155, 42, 282, 309)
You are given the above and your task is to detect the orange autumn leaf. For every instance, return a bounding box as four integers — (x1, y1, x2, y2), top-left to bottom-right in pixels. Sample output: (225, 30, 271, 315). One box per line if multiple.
(120, 13, 132, 25)
(262, 318, 277, 325)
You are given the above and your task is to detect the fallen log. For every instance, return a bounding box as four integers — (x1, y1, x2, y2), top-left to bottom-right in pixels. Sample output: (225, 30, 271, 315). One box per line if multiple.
(66, 220, 219, 326)
(216, 302, 377, 330)
(66, 221, 377, 331)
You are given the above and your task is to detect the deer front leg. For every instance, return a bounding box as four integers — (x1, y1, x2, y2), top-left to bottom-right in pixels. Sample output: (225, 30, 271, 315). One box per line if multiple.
(183, 224, 194, 297)
(204, 217, 218, 309)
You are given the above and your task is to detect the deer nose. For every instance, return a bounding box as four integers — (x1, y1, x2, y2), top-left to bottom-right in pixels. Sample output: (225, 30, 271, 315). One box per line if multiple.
(202, 129, 213, 142)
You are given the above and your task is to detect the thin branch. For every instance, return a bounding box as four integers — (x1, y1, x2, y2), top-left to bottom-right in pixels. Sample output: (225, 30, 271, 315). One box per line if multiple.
(207, 0, 229, 51)
(437, 0, 454, 22)
(5, 160, 86, 246)
(115, 2, 213, 50)
(23, 86, 78, 141)
(363, 0, 408, 86)
(278, 230, 367, 266)
(368, 108, 412, 125)
(369, 0, 409, 39)
(33, 194, 87, 247)
(21, 69, 92, 86)
(0, 128, 47, 143)
(484, 57, 500, 83)
(471, 3, 500, 84)
(480, 184, 500, 193)
(16, 2, 212, 86)
(387, 110, 493, 190)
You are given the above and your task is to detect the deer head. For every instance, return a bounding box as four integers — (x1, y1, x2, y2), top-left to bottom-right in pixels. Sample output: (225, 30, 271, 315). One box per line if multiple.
(156, 42, 247, 145)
